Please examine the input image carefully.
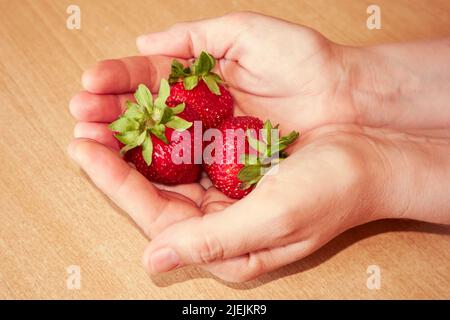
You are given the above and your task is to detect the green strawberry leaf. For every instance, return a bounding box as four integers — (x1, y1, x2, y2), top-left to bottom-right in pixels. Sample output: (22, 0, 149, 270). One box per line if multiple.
(124, 102, 144, 119)
(149, 124, 168, 144)
(136, 130, 147, 145)
(115, 130, 140, 145)
(239, 177, 261, 190)
(168, 75, 178, 84)
(209, 72, 224, 84)
(263, 120, 273, 143)
(263, 120, 273, 131)
(246, 130, 267, 155)
(119, 143, 136, 156)
(192, 51, 215, 75)
(151, 104, 164, 122)
(279, 131, 300, 145)
(171, 59, 184, 70)
(246, 130, 260, 152)
(202, 75, 221, 95)
(236, 121, 301, 192)
(171, 102, 185, 115)
(273, 131, 300, 152)
(111, 79, 196, 163)
(169, 60, 191, 84)
(159, 106, 174, 124)
(168, 51, 225, 93)
(141, 135, 153, 166)
(125, 101, 142, 111)
(157, 79, 170, 103)
(118, 130, 147, 156)
(170, 60, 186, 77)
(239, 153, 259, 165)
(166, 116, 192, 131)
(109, 117, 139, 132)
(183, 75, 199, 90)
(261, 120, 274, 157)
(134, 84, 153, 110)
(237, 165, 262, 182)
(153, 96, 165, 110)
(204, 52, 216, 69)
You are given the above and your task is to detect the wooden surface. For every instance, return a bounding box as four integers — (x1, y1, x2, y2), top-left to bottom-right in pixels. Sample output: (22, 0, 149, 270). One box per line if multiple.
(1, 0, 449, 299)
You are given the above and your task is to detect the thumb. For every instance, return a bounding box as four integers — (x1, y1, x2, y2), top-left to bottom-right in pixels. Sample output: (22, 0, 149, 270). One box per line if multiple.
(136, 12, 257, 58)
(142, 185, 296, 274)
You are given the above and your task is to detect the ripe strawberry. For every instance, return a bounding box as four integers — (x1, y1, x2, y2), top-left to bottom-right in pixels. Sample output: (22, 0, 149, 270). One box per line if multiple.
(204, 116, 299, 199)
(167, 51, 233, 129)
(109, 80, 201, 184)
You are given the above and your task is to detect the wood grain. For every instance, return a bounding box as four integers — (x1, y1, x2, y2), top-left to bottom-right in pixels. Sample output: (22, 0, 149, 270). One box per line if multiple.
(0, 0, 449, 299)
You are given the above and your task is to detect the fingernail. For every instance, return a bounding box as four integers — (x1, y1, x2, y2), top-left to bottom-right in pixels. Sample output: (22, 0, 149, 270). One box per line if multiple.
(136, 35, 146, 47)
(73, 123, 82, 138)
(149, 248, 180, 274)
(67, 142, 78, 161)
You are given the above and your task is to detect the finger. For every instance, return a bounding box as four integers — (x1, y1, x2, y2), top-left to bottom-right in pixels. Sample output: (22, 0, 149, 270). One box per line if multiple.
(136, 12, 256, 59)
(199, 172, 213, 189)
(68, 138, 201, 237)
(202, 240, 316, 283)
(82, 55, 187, 94)
(69, 91, 133, 122)
(200, 186, 235, 214)
(142, 184, 300, 274)
(153, 183, 205, 207)
(73, 122, 119, 150)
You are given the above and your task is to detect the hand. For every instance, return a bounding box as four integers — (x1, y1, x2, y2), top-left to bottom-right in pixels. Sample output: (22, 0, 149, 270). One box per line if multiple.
(135, 12, 357, 132)
(140, 125, 450, 282)
(135, 12, 450, 130)
(68, 121, 450, 282)
(68, 12, 352, 236)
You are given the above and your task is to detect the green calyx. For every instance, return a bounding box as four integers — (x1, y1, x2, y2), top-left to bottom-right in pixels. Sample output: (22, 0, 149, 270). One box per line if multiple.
(169, 51, 223, 95)
(108, 80, 192, 166)
(237, 120, 300, 190)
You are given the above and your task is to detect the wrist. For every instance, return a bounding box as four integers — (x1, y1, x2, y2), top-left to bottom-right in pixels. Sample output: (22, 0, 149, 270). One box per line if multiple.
(340, 39, 450, 129)
(339, 46, 406, 128)
(365, 128, 450, 224)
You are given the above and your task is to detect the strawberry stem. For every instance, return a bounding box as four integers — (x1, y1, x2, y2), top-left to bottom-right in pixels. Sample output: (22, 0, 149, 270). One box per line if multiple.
(237, 120, 299, 190)
(169, 51, 224, 95)
(108, 80, 192, 166)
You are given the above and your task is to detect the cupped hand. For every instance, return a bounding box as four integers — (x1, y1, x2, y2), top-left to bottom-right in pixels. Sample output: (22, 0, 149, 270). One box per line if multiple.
(135, 12, 356, 132)
(138, 124, 450, 282)
(68, 12, 353, 237)
(69, 111, 450, 283)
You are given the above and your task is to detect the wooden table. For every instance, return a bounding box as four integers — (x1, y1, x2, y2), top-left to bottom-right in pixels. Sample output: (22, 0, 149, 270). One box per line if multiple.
(1, 0, 449, 299)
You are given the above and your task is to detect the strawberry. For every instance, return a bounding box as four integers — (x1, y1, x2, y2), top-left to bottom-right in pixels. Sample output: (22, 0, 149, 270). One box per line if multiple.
(204, 116, 299, 199)
(109, 80, 201, 185)
(167, 51, 233, 129)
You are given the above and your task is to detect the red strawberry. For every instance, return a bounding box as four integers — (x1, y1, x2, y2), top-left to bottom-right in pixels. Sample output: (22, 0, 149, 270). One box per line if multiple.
(167, 51, 233, 129)
(109, 80, 201, 185)
(204, 116, 300, 199)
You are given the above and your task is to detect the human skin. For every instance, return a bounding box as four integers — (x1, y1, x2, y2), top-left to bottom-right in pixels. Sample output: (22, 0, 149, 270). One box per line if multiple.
(69, 12, 450, 282)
